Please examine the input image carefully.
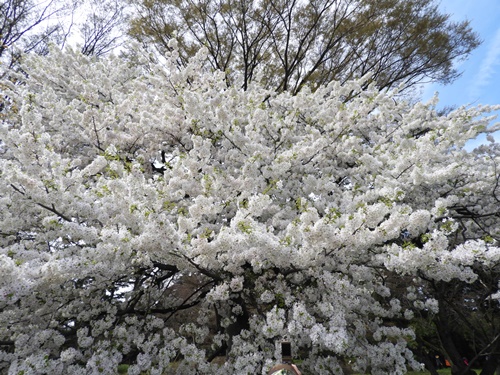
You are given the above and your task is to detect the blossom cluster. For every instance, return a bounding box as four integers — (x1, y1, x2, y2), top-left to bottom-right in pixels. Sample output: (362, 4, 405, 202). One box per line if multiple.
(0, 44, 499, 374)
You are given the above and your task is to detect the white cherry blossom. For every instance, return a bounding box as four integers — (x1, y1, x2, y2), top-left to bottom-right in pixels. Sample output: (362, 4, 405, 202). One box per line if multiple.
(0, 44, 499, 374)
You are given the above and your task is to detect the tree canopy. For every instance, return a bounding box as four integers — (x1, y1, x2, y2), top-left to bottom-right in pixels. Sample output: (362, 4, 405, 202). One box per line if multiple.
(0, 45, 499, 374)
(0, 0, 127, 76)
(0, 0, 76, 66)
(1, 0, 481, 95)
(127, 0, 480, 93)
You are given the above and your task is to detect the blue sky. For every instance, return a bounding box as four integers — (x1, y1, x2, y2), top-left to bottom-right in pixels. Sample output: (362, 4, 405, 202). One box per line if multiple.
(422, 0, 500, 147)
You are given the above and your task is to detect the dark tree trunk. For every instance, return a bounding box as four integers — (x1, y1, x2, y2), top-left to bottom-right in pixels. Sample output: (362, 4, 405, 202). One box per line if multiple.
(421, 356, 439, 375)
(435, 309, 476, 375)
(221, 294, 250, 354)
(480, 350, 499, 375)
(413, 344, 439, 375)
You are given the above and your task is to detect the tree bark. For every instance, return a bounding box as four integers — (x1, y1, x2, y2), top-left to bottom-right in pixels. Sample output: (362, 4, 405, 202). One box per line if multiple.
(479, 348, 499, 375)
(435, 308, 476, 375)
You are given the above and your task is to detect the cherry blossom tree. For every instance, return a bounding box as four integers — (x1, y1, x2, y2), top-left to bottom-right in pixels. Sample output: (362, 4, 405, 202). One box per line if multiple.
(0, 44, 499, 374)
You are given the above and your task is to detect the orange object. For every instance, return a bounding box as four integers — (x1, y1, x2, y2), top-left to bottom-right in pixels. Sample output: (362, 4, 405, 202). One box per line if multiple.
(445, 359, 451, 367)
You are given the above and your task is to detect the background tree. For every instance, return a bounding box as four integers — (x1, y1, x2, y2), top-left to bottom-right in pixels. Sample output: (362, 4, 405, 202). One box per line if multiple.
(0, 0, 131, 77)
(408, 253, 500, 375)
(79, 0, 129, 57)
(127, 0, 480, 93)
(1, 45, 499, 374)
(0, 0, 78, 72)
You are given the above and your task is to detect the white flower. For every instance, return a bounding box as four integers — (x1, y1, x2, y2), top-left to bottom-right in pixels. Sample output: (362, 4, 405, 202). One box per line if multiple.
(230, 276, 244, 292)
(260, 290, 275, 303)
(2, 42, 499, 375)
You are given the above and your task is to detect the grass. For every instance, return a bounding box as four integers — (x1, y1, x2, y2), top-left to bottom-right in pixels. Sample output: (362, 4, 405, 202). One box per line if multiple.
(403, 370, 450, 375)
(377, 369, 480, 375)
(356, 367, 480, 375)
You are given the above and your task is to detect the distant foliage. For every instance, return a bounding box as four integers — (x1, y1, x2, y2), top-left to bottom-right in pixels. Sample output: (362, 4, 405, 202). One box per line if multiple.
(128, 0, 480, 94)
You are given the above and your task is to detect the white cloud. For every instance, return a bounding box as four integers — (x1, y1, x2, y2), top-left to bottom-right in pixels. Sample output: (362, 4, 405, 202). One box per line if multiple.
(470, 27, 500, 100)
